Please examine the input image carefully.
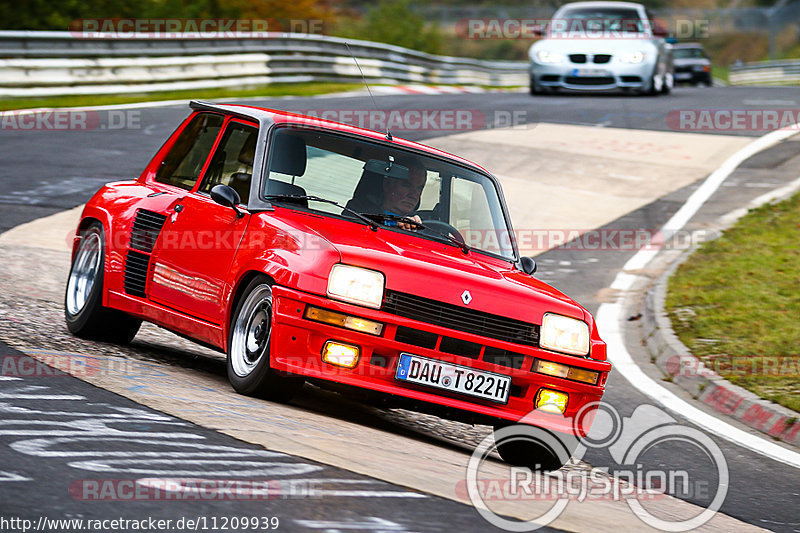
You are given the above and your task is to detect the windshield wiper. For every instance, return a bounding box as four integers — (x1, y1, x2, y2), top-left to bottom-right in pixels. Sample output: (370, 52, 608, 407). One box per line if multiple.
(361, 213, 471, 254)
(265, 194, 379, 231)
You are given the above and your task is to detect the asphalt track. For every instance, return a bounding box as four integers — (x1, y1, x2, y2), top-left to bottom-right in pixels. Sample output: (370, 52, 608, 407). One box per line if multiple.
(1, 85, 799, 532)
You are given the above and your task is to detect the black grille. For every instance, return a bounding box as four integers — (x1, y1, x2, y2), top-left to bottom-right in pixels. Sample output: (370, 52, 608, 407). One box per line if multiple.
(383, 291, 540, 347)
(396, 326, 437, 349)
(540, 75, 560, 82)
(130, 209, 168, 253)
(564, 76, 615, 86)
(569, 54, 587, 63)
(484, 346, 526, 370)
(593, 54, 612, 64)
(124, 250, 150, 297)
(439, 337, 481, 358)
(621, 75, 642, 83)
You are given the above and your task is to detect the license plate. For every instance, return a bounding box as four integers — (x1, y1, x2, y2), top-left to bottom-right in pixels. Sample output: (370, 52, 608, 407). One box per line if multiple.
(572, 68, 609, 77)
(395, 353, 511, 404)
(675, 72, 691, 80)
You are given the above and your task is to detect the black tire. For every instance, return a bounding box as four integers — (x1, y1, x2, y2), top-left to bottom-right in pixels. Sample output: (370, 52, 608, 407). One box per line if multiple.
(529, 77, 540, 95)
(64, 222, 141, 343)
(661, 72, 673, 95)
(493, 421, 578, 472)
(645, 72, 660, 96)
(226, 276, 303, 401)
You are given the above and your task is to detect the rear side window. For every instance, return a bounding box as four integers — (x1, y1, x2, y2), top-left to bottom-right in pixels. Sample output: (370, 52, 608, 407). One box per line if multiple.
(156, 113, 224, 190)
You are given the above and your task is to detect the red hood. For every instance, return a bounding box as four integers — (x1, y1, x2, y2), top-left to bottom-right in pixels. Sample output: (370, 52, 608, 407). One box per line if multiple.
(295, 213, 588, 325)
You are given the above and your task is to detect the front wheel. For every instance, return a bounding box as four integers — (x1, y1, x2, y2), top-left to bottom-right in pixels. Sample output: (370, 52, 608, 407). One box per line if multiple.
(227, 276, 303, 401)
(64, 222, 141, 343)
(493, 421, 578, 471)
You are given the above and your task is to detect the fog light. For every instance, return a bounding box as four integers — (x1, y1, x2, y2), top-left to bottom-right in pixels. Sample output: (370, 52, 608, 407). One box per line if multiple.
(535, 388, 568, 414)
(322, 341, 360, 369)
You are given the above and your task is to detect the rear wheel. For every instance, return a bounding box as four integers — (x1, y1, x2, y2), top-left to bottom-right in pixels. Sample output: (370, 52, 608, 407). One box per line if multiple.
(493, 421, 577, 472)
(227, 276, 303, 401)
(661, 71, 673, 94)
(64, 222, 141, 343)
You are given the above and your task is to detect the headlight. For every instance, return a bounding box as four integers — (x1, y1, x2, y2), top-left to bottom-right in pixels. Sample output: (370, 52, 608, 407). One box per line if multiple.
(539, 313, 590, 356)
(327, 264, 385, 309)
(620, 52, 646, 64)
(536, 50, 564, 64)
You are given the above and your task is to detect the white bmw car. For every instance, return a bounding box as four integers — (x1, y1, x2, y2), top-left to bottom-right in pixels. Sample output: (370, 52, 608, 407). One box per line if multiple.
(529, 1, 674, 95)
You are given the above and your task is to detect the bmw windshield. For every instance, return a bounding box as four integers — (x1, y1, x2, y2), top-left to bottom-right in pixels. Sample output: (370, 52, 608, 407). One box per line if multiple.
(550, 7, 646, 36)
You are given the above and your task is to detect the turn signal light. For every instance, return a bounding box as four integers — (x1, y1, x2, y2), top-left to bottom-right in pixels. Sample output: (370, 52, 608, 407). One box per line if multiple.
(533, 359, 599, 385)
(305, 306, 383, 335)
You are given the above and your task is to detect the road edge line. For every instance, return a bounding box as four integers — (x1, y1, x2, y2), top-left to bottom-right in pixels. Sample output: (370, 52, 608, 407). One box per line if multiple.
(596, 125, 800, 469)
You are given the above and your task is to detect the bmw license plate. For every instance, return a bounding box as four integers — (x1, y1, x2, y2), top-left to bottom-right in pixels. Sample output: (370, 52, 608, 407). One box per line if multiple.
(572, 68, 609, 77)
(395, 353, 511, 404)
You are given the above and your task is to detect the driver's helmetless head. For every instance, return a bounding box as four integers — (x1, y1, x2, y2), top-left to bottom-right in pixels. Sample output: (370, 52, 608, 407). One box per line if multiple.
(383, 158, 427, 216)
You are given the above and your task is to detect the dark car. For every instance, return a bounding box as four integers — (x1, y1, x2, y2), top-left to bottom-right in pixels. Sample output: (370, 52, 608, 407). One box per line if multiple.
(672, 43, 712, 86)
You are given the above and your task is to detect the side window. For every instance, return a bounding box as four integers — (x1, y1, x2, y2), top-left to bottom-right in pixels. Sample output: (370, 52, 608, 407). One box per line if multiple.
(155, 113, 224, 190)
(198, 122, 258, 204)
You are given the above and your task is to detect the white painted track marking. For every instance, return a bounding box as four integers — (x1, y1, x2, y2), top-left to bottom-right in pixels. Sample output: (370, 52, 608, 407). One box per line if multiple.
(596, 125, 800, 469)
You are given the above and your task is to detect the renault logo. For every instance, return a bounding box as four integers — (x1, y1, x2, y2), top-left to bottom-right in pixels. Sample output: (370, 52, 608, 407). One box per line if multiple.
(461, 290, 473, 305)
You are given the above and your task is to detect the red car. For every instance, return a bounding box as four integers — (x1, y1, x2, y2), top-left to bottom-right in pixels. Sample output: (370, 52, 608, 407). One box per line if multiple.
(65, 101, 610, 470)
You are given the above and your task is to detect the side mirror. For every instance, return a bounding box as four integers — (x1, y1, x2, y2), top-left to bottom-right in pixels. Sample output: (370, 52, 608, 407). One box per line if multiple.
(520, 256, 537, 275)
(210, 184, 245, 218)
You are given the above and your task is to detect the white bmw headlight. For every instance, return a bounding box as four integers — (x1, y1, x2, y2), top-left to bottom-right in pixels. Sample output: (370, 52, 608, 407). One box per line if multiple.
(536, 50, 565, 64)
(327, 264, 385, 309)
(540, 313, 590, 356)
(620, 52, 646, 64)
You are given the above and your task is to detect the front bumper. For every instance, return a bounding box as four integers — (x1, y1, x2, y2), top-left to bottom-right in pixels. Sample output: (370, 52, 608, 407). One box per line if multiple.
(530, 61, 654, 91)
(268, 285, 611, 436)
(674, 67, 711, 84)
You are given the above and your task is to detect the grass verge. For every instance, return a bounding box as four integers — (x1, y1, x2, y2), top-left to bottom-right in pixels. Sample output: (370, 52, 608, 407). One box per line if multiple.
(0, 82, 365, 111)
(665, 191, 800, 412)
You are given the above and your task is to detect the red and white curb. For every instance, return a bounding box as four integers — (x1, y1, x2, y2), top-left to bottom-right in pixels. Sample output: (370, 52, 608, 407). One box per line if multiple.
(597, 125, 800, 468)
(642, 175, 800, 447)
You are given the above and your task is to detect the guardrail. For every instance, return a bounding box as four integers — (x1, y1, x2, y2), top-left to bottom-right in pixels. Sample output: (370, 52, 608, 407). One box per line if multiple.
(0, 31, 528, 97)
(729, 59, 800, 86)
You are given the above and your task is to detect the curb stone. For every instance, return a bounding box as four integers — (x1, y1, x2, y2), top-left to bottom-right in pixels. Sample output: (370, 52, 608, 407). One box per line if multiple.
(639, 188, 800, 449)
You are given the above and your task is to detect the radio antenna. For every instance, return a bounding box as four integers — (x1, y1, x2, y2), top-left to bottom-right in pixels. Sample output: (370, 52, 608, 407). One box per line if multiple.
(346, 42, 392, 141)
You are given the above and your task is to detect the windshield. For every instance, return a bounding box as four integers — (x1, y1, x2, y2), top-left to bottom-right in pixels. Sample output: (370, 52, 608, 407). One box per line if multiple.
(264, 126, 516, 261)
(674, 48, 705, 59)
(551, 7, 645, 35)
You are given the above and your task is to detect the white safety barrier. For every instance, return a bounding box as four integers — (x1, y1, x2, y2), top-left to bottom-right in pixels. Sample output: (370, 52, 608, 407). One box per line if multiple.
(729, 59, 800, 86)
(0, 31, 528, 97)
